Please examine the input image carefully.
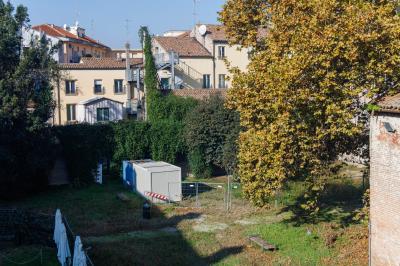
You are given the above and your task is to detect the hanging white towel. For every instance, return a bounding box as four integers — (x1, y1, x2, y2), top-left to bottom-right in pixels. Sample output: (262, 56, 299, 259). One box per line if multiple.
(73, 236, 87, 266)
(57, 223, 71, 266)
(53, 209, 62, 248)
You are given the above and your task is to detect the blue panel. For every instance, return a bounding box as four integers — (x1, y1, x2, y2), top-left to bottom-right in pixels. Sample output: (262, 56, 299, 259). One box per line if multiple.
(122, 161, 128, 183)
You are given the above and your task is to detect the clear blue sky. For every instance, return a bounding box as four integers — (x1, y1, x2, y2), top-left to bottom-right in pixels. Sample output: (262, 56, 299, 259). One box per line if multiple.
(9, 0, 226, 48)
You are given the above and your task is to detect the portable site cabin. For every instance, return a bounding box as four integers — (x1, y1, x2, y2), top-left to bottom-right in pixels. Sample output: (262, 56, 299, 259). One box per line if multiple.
(122, 160, 182, 203)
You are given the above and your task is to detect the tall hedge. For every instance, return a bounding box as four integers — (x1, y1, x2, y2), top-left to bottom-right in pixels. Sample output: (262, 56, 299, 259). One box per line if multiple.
(56, 120, 190, 185)
(55, 124, 114, 186)
(185, 94, 240, 178)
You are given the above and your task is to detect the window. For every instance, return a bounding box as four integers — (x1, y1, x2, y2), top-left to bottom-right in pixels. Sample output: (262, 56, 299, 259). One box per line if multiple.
(94, 80, 103, 94)
(65, 80, 76, 95)
(203, 74, 211, 89)
(218, 74, 226, 88)
(218, 46, 225, 59)
(97, 108, 110, 122)
(66, 104, 76, 121)
(114, 79, 124, 94)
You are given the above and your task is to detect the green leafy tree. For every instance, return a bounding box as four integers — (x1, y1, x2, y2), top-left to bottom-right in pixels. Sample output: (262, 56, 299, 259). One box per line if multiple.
(185, 94, 240, 178)
(0, 0, 59, 198)
(220, 0, 400, 209)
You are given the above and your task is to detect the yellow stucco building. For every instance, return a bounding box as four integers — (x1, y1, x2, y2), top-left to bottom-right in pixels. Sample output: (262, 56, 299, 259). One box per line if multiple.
(53, 57, 143, 125)
(152, 24, 251, 90)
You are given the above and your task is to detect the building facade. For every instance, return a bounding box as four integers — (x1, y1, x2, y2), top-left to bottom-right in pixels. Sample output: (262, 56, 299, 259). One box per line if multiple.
(54, 57, 143, 125)
(152, 24, 251, 90)
(108, 49, 143, 59)
(370, 93, 400, 265)
(24, 22, 110, 63)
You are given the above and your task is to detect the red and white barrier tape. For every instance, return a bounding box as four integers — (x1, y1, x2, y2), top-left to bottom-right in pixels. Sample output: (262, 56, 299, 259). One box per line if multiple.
(145, 191, 169, 201)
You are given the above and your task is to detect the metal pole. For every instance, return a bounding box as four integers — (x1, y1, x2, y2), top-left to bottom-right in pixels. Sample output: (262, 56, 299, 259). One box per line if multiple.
(170, 50, 175, 90)
(227, 175, 231, 211)
(143, 32, 147, 121)
(195, 182, 199, 207)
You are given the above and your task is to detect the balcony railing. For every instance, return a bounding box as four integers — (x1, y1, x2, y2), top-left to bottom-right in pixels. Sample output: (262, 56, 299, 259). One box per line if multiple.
(154, 52, 179, 69)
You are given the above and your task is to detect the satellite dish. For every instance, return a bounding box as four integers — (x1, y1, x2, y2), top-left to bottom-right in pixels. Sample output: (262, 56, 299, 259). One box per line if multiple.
(198, 25, 207, 36)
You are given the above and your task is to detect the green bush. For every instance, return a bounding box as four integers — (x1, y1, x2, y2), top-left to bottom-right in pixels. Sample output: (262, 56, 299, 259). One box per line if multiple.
(112, 121, 151, 163)
(185, 94, 240, 177)
(150, 120, 186, 164)
(188, 149, 212, 178)
(55, 124, 114, 186)
(148, 92, 198, 122)
(56, 120, 191, 184)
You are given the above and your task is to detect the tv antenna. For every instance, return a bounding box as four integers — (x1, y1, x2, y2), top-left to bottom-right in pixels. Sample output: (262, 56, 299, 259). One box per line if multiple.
(90, 19, 95, 37)
(125, 19, 132, 43)
(193, 0, 200, 26)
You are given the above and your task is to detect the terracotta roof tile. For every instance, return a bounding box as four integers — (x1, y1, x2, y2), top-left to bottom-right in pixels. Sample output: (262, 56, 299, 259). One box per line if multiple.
(59, 57, 143, 69)
(377, 93, 400, 112)
(153, 36, 211, 57)
(202, 24, 228, 42)
(32, 24, 109, 48)
(170, 89, 227, 100)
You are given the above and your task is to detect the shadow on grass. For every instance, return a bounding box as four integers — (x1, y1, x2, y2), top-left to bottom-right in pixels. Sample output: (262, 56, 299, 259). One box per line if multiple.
(88, 210, 244, 266)
(2, 180, 245, 266)
(279, 181, 364, 227)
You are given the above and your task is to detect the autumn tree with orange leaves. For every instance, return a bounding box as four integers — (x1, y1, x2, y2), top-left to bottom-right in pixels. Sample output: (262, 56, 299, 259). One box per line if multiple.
(220, 0, 400, 212)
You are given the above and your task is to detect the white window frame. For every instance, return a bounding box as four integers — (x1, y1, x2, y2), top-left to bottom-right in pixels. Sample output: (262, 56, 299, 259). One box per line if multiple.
(66, 104, 76, 121)
(218, 46, 225, 59)
(94, 79, 103, 94)
(97, 108, 110, 122)
(203, 74, 211, 89)
(218, 74, 226, 89)
(114, 79, 124, 94)
(65, 80, 76, 95)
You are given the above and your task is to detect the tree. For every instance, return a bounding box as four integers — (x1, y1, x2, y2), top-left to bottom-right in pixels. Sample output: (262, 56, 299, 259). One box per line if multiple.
(185, 94, 240, 178)
(220, 0, 400, 209)
(0, 0, 59, 198)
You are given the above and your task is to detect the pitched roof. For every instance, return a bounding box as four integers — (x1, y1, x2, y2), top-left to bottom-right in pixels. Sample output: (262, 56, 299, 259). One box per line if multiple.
(171, 89, 227, 100)
(153, 36, 212, 57)
(32, 24, 109, 49)
(202, 24, 227, 42)
(79, 97, 123, 105)
(59, 57, 143, 70)
(377, 93, 400, 113)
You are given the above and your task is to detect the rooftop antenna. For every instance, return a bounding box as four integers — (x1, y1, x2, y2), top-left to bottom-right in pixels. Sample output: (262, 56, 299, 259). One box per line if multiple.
(193, 0, 200, 26)
(125, 19, 131, 44)
(74, 10, 80, 26)
(90, 19, 95, 37)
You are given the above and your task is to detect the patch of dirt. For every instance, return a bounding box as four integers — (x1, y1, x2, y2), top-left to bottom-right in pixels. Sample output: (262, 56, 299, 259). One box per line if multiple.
(193, 222, 228, 232)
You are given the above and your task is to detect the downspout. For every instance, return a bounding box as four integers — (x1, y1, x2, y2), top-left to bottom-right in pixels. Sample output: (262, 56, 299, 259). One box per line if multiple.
(57, 78, 61, 125)
(213, 42, 216, 89)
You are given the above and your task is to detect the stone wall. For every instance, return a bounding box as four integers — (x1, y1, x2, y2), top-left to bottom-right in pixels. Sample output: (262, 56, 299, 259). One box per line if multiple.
(370, 111, 400, 265)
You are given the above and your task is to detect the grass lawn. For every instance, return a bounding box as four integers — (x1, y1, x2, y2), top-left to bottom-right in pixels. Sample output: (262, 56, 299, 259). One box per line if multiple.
(1, 165, 368, 266)
(0, 246, 58, 266)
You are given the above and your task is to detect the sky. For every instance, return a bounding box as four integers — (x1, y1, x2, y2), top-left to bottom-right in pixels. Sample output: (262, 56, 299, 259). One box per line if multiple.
(9, 0, 226, 49)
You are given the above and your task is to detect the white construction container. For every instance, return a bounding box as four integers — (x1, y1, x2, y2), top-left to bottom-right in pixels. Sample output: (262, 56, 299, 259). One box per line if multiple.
(123, 160, 182, 203)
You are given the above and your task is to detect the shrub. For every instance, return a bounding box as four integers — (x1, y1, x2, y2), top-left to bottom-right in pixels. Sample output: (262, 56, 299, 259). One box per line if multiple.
(112, 121, 151, 163)
(149, 120, 186, 164)
(185, 94, 240, 177)
(55, 124, 114, 186)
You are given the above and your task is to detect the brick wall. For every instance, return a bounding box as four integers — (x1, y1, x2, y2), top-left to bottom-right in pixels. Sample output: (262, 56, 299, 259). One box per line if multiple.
(370, 112, 400, 265)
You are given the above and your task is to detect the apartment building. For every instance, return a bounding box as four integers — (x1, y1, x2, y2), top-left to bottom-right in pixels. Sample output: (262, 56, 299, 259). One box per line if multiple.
(54, 57, 143, 125)
(152, 24, 251, 90)
(23, 22, 110, 63)
(108, 49, 143, 59)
